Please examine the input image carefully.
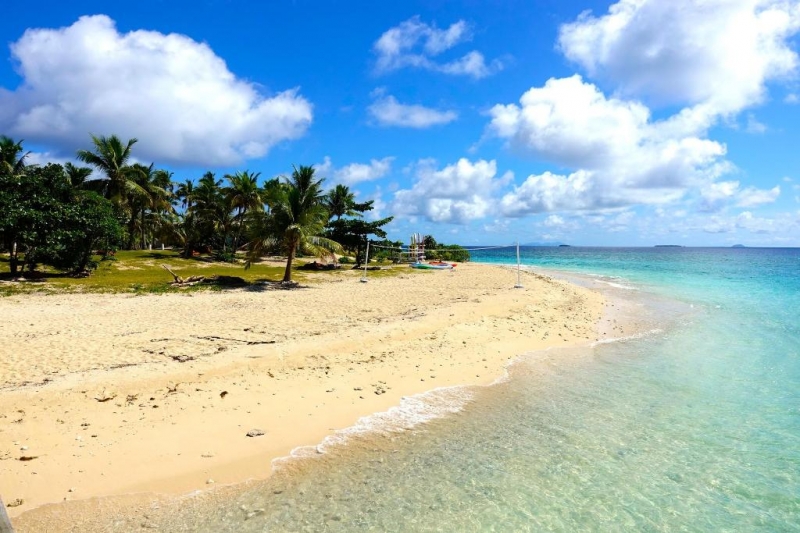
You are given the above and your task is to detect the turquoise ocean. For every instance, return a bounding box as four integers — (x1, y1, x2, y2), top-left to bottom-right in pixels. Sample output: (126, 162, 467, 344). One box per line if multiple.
(155, 247, 799, 532)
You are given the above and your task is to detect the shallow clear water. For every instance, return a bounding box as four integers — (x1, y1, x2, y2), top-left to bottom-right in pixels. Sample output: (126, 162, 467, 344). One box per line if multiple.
(156, 247, 800, 532)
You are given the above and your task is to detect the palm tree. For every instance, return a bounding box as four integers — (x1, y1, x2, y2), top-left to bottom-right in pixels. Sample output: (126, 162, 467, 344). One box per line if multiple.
(0, 136, 30, 176)
(185, 172, 232, 255)
(126, 164, 173, 249)
(247, 165, 341, 282)
(145, 168, 174, 247)
(64, 162, 93, 189)
(175, 179, 195, 211)
(76, 134, 145, 206)
(326, 184, 358, 221)
(226, 170, 263, 251)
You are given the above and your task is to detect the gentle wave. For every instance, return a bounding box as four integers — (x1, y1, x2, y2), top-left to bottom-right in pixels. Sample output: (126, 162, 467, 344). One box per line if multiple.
(591, 328, 663, 346)
(271, 385, 476, 471)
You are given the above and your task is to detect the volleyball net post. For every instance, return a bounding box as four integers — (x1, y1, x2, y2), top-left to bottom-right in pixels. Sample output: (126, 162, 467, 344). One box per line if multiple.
(360, 241, 370, 283)
(514, 241, 524, 289)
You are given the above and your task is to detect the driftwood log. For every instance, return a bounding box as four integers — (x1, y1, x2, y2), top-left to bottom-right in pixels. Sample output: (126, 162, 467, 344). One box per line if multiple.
(161, 265, 205, 285)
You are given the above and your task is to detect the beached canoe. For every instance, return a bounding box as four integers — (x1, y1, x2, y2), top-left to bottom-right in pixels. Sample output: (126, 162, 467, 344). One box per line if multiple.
(410, 262, 454, 270)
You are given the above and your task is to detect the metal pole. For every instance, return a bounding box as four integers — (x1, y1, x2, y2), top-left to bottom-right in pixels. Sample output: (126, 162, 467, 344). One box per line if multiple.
(514, 241, 523, 289)
(0, 497, 15, 533)
(360, 241, 370, 283)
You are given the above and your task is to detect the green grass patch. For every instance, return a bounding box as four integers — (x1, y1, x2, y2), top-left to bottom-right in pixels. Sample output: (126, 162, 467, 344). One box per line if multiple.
(0, 250, 418, 296)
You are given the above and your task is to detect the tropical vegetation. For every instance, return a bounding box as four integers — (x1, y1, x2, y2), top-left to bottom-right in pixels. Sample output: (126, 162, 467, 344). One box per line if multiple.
(0, 134, 418, 285)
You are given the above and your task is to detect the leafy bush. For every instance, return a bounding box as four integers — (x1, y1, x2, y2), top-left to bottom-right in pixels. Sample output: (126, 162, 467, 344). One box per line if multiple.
(1, 164, 122, 274)
(213, 250, 237, 263)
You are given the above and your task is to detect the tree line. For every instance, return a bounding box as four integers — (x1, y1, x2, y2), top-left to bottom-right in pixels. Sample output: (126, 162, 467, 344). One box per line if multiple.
(1, 134, 396, 281)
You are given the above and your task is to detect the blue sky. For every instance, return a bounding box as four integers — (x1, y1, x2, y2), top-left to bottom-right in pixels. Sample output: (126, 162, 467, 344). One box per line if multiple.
(2, 0, 799, 246)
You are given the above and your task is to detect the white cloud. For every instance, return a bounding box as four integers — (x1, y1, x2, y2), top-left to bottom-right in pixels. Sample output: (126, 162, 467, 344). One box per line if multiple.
(700, 181, 781, 210)
(736, 211, 781, 233)
(438, 51, 497, 78)
(373, 16, 502, 78)
(703, 216, 736, 234)
(490, 76, 729, 215)
(666, 209, 799, 238)
(541, 214, 581, 231)
(737, 185, 781, 207)
(700, 180, 741, 212)
(559, 0, 800, 114)
(0, 15, 312, 166)
(603, 210, 635, 233)
(483, 219, 510, 233)
(489, 1, 800, 220)
(745, 114, 768, 134)
(392, 158, 511, 223)
(25, 151, 75, 167)
(786, 93, 800, 103)
(317, 156, 394, 185)
(365, 191, 388, 221)
(368, 94, 457, 128)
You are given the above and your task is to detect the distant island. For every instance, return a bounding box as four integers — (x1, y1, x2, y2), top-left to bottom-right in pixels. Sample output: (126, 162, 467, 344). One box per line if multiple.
(732, 244, 746, 248)
(558, 244, 571, 247)
(655, 245, 684, 248)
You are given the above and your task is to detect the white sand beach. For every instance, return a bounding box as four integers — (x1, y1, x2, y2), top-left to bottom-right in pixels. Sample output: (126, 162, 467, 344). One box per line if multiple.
(0, 263, 636, 530)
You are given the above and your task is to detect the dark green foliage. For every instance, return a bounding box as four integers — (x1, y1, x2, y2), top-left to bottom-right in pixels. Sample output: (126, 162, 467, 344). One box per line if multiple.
(76, 134, 142, 204)
(3, 134, 476, 282)
(371, 239, 406, 263)
(321, 183, 394, 268)
(326, 215, 393, 266)
(0, 135, 30, 175)
(326, 184, 357, 220)
(247, 165, 342, 282)
(38, 192, 124, 272)
(432, 244, 471, 262)
(0, 163, 122, 274)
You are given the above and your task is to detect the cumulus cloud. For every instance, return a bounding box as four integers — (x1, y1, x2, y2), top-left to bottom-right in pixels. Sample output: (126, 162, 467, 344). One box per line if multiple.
(373, 16, 502, 78)
(489, 1, 800, 220)
(368, 94, 457, 128)
(491, 76, 729, 215)
(737, 185, 781, 207)
(392, 158, 512, 223)
(736, 210, 782, 233)
(317, 156, 394, 185)
(559, 0, 800, 114)
(700, 180, 742, 212)
(0, 15, 312, 166)
(541, 214, 581, 232)
(700, 180, 781, 211)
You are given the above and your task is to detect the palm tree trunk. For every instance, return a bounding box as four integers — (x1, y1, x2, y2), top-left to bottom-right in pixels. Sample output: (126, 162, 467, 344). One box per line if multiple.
(140, 208, 146, 250)
(283, 240, 296, 282)
(233, 207, 247, 252)
(9, 241, 18, 276)
(127, 214, 137, 250)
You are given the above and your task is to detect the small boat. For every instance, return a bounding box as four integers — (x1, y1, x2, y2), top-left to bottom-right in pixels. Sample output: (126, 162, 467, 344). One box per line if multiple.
(410, 262, 454, 270)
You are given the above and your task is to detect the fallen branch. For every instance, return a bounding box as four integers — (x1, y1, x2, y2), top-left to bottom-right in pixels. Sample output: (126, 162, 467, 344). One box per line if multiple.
(191, 334, 277, 345)
(161, 264, 183, 283)
(162, 264, 204, 285)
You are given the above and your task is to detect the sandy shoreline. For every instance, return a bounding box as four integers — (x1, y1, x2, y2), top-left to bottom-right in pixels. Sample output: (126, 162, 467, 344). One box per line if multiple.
(1, 263, 631, 530)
